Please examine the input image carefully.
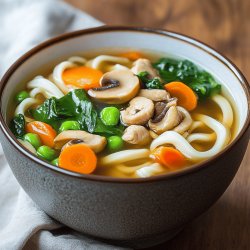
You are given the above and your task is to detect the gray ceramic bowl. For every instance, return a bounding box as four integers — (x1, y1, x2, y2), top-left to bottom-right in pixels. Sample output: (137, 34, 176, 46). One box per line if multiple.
(0, 26, 250, 249)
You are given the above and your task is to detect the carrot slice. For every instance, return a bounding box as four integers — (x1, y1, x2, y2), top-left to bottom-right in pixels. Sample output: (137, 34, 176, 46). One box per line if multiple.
(62, 66, 103, 90)
(26, 121, 57, 148)
(59, 144, 97, 174)
(119, 51, 143, 61)
(151, 146, 186, 170)
(164, 81, 197, 111)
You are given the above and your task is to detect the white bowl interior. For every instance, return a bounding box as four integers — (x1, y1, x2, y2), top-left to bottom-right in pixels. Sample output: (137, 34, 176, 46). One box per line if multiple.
(2, 30, 248, 136)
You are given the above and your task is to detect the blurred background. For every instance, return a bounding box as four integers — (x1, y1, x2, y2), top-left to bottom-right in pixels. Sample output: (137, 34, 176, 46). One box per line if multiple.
(65, 0, 250, 81)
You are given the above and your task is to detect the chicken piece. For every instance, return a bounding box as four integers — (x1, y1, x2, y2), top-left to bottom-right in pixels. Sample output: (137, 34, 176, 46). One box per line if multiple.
(131, 58, 159, 79)
(122, 125, 151, 145)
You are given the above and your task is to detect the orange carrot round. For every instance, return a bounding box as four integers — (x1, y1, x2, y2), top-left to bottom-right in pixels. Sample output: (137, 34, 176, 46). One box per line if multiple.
(26, 121, 57, 148)
(62, 66, 103, 90)
(151, 146, 186, 170)
(164, 81, 197, 111)
(119, 51, 143, 61)
(59, 144, 97, 174)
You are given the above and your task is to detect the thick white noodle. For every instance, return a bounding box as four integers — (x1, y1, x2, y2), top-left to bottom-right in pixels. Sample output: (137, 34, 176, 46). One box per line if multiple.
(185, 94, 233, 143)
(174, 106, 193, 134)
(211, 94, 233, 127)
(107, 64, 129, 71)
(186, 118, 214, 144)
(27, 76, 64, 98)
(18, 139, 36, 154)
(88, 55, 130, 70)
(189, 121, 204, 133)
(29, 88, 51, 99)
(136, 163, 165, 178)
(187, 132, 216, 143)
(100, 149, 150, 166)
(68, 56, 87, 64)
(150, 114, 230, 161)
(52, 61, 76, 93)
(15, 98, 39, 122)
(115, 161, 153, 174)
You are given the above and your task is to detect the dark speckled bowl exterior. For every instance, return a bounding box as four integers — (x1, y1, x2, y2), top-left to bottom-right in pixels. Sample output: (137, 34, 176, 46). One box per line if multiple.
(0, 27, 250, 248)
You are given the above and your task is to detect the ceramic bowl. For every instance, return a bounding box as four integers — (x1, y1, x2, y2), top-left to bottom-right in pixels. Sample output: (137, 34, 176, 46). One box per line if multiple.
(0, 26, 249, 249)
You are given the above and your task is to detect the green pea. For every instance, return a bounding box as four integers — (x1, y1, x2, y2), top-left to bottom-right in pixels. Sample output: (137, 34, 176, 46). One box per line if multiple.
(100, 107, 120, 126)
(59, 121, 80, 133)
(37, 146, 57, 161)
(51, 158, 59, 166)
(23, 133, 42, 149)
(107, 136, 123, 151)
(15, 91, 29, 103)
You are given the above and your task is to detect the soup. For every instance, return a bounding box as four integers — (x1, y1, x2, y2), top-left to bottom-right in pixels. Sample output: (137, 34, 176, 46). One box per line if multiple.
(9, 50, 234, 178)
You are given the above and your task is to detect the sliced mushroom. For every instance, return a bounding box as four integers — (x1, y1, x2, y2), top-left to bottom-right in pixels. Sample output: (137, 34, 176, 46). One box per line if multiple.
(173, 106, 193, 134)
(150, 98, 178, 123)
(54, 130, 106, 153)
(131, 59, 158, 79)
(122, 125, 151, 145)
(121, 97, 154, 125)
(148, 106, 183, 134)
(137, 89, 170, 102)
(88, 69, 140, 104)
(61, 139, 84, 152)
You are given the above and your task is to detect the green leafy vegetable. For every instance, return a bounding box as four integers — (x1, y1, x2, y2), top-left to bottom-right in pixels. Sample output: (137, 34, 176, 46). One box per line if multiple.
(31, 89, 124, 136)
(32, 97, 58, 126)
(57, 90, 98, 133)
(94, 118, 124, 136)
(153, 58, 221, 100)
(137, 71, 163, 89)
(10, 114, 26, 138)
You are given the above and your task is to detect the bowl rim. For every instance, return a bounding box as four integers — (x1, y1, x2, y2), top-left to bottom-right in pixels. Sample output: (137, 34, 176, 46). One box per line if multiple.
(0, 25, 250, 183)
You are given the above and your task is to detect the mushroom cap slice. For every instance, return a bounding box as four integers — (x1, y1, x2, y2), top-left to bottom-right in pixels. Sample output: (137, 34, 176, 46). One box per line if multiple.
(122, 125, 151, 145)
(121, 97, 154, 125)
(138, 89, 170, 102)
(88, 69, 140, 104)
(54, 130, 106, 153)
(148, 106, 183, 134)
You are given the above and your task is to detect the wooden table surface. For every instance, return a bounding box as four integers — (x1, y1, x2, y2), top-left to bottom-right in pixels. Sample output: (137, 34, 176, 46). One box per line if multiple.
(65, 1, 250, 249)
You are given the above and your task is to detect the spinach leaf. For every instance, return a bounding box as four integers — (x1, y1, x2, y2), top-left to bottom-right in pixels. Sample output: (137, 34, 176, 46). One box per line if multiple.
(9, 114, 26, 138)
(94, 118, 124, 136)
(32, 89, 97, 132)
(57, 89, 97, 133)
(137, 71, 163, 89)
(31, 89, 124, 136)
(153, 58, 221, 100)
(32, 97, 59, 126)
